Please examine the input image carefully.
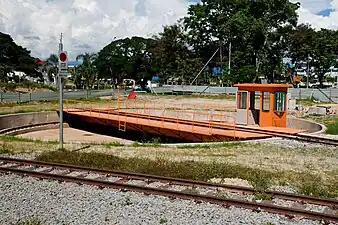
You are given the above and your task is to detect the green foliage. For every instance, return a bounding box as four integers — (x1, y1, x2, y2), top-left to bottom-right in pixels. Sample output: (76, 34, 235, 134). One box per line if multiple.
(288, 25, 338, 87)
(0, 32, 39, 82)
(248, 171, 271, 193)
(104, 142, 125, 148)
(296, 174, 338, 198)
(0, 145, 11, 154)
(0, 81, 57, 92)
(308, 115, 338, 135)
(2, 1, 338, 87)
(45, 54, 59, 83)
(183, 0, 299, 83)
(253, 193, 273, 201)
(74, 53, 97, 89)
(95, 37, 155, 87)
(326, 120, 338, 135)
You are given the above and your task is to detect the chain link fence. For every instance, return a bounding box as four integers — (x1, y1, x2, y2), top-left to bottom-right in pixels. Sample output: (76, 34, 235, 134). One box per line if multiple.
(0, 90, 116, 103)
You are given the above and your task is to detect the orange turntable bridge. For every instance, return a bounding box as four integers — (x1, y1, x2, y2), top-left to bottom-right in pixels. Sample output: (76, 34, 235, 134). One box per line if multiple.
(60, 85, 303, 143)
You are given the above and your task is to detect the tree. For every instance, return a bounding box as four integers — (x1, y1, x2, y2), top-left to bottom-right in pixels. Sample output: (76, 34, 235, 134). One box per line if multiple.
(151, 23, 203, 84)
(183, 0, 300, 82)
(0, 32, 38, 82)
(75, 53, 97, 89)
(288, 25, 338, 87)
(311, 29, 338, 87)
(45, 54, 59, 83)
(96, 37, 155, 87)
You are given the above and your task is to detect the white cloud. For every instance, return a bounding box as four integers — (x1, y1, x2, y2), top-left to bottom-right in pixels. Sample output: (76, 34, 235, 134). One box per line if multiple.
(295, 0, 331, 14)
(0, 0, 192, 59)
(1, 0, 338, 60)
(294, 0, 338, 30)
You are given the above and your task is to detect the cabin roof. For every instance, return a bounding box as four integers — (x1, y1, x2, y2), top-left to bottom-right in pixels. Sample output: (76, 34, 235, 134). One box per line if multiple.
(234, 83, 289, 92)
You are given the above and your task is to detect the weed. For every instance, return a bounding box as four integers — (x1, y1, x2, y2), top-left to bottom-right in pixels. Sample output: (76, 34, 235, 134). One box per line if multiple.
(326, 119, 338, 135)
(0, 145, 11, 154)
(304, 115, 338, 135)
(122, 196, 132, 206)
(11, 218, 43, 225)
(159, 218, 168, 224)
(253, 193, 273, 201)
(104, 142, 124, 147)
(215, 190, 229, 199)
(181, 188, 199, 195)
(35, 151, 338, 198)
(297, 175, 338, 198)
(177, 142, 245, 149)
(132, 142, 141, 147)
(296, 98, 318, 106)
(248, 171, 271, 193)
(264, 222, 276, 225)
(0, 135, 58, 144)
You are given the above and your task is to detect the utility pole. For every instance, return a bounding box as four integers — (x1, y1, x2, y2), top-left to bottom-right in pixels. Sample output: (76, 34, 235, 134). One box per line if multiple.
(306, 53, 310, 89)
(58, 33, 64, 149)
(228, 41, 231, 74)
(220, 40, 223, 62)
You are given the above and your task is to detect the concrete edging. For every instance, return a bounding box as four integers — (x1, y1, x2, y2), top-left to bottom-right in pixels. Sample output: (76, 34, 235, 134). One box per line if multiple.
(0, 111, 60, 134)
(287, 116, 326, 134)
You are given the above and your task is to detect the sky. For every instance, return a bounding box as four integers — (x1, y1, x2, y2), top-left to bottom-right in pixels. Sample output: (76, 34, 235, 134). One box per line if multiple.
(0, 0, 338, 60)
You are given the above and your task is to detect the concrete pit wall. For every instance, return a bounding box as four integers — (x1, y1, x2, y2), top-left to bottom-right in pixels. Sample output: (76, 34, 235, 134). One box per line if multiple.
(0, 111, 61, 134)
(0, 111, 325, 136)
(287, 117, 325, 134)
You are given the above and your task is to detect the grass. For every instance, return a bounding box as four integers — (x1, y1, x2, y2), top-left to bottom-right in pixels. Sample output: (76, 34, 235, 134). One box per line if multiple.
(36, 150, 338, 198)
(103, 141, 125, 147)
(253, 193, 273, 201)
(0, 101, 58, 115)
(296, 98, 317, 106)
(176, 142, 245, 149)
(305, 115, 338, 134)
(0, 81, 57, 92)
(296, 96, 326, 106)
(0, 135, 58, 144)
(0, 143, 12, 154)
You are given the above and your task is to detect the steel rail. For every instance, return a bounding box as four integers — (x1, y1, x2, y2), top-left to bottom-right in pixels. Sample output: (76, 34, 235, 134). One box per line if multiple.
(0, 166, 336, 223)
(83, 109, 338, 146)
(0, 157, 337, 209)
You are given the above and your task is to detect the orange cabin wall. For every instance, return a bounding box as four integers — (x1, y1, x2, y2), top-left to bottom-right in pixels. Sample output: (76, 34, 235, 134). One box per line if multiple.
(236, 85, 288, 128)
(258, 92, 287, 128)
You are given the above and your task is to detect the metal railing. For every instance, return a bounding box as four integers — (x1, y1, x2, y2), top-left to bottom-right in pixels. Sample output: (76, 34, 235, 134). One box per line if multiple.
(65, 98, 237, 137)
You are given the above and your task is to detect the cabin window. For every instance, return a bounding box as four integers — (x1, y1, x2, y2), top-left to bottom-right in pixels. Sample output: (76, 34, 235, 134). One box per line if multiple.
(262, 92, 270, 112)
(238, 92, 247, 109)
(274, 92, 286, 112)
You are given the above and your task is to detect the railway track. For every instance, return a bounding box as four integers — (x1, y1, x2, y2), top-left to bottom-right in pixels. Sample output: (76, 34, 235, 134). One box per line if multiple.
(0, 157, 337, 223)
(85, 109, 338, 146)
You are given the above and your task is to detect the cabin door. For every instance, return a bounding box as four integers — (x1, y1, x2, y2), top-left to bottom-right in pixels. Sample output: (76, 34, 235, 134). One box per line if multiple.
(236, 91, 249, 125)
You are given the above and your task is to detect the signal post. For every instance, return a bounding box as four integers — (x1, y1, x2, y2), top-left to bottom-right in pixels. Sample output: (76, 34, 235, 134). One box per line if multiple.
(58, 34, 68, 149)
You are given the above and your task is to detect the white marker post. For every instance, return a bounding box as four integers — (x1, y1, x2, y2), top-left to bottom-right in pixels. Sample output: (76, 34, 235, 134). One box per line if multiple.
(58, 34, 68, 149)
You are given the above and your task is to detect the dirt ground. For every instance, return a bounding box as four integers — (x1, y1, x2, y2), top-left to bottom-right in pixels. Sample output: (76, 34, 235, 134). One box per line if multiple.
(19, 128, 133, 145)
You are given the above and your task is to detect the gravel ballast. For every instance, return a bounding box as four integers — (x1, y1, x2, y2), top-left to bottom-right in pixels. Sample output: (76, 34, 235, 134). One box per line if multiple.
(0, 174, 332, 225)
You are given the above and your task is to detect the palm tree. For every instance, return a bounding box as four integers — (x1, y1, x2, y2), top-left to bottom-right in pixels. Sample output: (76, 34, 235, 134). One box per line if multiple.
(75, 53, 98, 89)
(45, 54, 58, 84)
